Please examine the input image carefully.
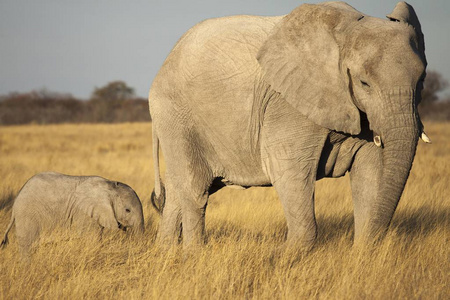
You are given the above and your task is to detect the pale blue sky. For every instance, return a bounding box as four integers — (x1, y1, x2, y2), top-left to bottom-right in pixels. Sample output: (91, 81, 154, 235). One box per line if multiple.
(1, 0, 449, 98)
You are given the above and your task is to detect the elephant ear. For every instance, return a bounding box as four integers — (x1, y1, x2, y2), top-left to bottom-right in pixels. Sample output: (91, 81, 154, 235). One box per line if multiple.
(77, 195, 118, 230)
(387, 2, 426, 64)
(257, 2, 363, 135)
(92, 202, 118, 230)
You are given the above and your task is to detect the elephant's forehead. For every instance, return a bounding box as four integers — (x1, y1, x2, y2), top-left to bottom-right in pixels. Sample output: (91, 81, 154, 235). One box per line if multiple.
(118, 188, 138, 201)
(349, 16, 417, 51)
(345, 18, 424, 83)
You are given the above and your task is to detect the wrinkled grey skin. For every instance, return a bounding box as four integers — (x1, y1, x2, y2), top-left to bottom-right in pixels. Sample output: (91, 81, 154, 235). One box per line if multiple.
(149, 2, 428, 249)
(1, 172, 144, 256)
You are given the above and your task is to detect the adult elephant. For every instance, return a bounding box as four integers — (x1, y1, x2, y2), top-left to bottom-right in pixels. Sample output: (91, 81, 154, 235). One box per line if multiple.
(149, 2, 430, 249)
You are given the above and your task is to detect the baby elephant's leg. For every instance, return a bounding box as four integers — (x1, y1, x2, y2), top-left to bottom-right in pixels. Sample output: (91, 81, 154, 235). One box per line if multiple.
(15, 218, 40, 258)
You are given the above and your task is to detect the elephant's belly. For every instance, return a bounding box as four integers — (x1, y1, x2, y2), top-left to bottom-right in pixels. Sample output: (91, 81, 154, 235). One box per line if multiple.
(208, 149, 272, 187)
(187, 104, 271, 187)
(210, 177, 271, 193)
(220, 172, 271, 187)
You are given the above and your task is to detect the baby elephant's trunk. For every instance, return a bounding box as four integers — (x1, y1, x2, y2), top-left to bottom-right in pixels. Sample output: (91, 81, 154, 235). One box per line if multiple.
(128, 224, 145, 235)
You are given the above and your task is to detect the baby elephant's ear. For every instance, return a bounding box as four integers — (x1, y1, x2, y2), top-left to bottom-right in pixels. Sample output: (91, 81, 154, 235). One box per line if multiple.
(94, 203, 118, 230)
(257, 2, 362, 135)
(79, 199, 118, 230)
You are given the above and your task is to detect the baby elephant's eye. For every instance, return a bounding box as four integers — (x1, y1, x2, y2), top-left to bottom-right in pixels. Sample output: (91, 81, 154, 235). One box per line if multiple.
(125, 208, 131, 213)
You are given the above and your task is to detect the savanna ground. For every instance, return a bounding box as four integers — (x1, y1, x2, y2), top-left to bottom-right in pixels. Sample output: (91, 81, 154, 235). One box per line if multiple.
(0, 122, 448, 299)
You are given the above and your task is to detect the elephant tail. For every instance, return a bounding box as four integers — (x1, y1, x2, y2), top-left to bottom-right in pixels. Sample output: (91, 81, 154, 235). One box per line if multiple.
(1, 210, 14, 249)
(150, 125, 165, 215)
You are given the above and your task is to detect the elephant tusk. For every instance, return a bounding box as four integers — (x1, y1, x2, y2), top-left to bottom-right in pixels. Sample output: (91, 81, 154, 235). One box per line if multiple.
(374, 135, 382, 147)
(420, 131, 431, 144)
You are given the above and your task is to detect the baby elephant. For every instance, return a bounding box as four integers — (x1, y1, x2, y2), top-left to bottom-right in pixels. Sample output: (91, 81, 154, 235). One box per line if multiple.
(1, 172, 144, 256)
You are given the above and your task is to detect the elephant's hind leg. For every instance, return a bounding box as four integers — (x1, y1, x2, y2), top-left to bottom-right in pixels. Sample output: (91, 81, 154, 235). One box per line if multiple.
(171, 159, 212, 248)
(180, 189, 209, 248)
(161, 173, 211, 249)
(15, 217, 40, 258)
(157, 125, 213, 248)
(157, 178, 182, 245)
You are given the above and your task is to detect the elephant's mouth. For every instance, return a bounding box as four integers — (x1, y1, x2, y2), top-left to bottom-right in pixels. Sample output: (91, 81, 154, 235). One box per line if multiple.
(117, 222, 127, 232)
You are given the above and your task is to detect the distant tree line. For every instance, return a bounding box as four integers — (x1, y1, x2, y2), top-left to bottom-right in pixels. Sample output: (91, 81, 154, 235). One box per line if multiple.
(0, 81, 150, 125)
(418, 71, 450, 121)
(0, 74, 449, 126)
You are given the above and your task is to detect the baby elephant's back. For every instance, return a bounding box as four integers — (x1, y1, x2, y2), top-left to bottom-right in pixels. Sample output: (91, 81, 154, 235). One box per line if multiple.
(13, 172, 79, 227)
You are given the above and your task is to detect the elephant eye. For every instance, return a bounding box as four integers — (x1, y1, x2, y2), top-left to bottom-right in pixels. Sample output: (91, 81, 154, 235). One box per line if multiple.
(125, 208, 131, 213)
(360, 80, 370, 87)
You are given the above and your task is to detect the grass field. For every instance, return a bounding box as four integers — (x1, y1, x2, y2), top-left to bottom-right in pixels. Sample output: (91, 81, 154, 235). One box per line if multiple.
(0, 122, 448, 299)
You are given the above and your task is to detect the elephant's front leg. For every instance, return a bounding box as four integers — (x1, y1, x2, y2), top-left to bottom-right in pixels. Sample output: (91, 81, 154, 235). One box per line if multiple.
(263, 131, 327, 249)
(261, 97, 328, 249)
(272, 162, 318, 248)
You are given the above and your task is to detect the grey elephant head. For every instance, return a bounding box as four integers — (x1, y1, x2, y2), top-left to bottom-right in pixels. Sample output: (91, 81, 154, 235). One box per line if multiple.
(69, 176, 145, 234)
(257, 2, 426, 235)
(109, 181, 145, 233)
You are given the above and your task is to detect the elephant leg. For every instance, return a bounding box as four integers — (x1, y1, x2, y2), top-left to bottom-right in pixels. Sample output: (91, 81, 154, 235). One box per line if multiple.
(350, 143, 383, 243)
(160, 138, 212, 248)
(176, 156, 212, 248)
(180, 189, 209, 248)
(264, 134, 324, 249)
(15, 218, 40, 258)
(272, 162, 318, 249)
(260, 91, 329, 248)
(157, 178, 182, 245)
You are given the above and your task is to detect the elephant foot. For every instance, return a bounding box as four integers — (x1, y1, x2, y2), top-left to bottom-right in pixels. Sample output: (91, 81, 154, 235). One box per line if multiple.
(284, 239, 316, 253)
(281, 229, 317, 254)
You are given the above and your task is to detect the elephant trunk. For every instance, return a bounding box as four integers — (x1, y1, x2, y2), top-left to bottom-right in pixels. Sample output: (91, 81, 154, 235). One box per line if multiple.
(124, 213, 145, 235)
(138, 219, 145, 234)
(370, 88, 419, 237)
(127, 223, 144, 235)
(133, 215, 145, 234)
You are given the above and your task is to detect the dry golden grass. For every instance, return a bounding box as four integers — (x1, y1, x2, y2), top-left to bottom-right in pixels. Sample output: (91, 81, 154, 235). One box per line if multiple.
(0, 122, 448, 299)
